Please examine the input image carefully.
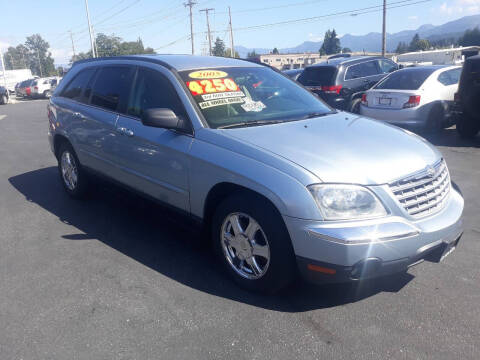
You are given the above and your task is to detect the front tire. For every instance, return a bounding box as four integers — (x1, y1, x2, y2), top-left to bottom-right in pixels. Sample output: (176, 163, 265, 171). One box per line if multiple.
(212, 193, 297, 294)
(0, 94, 7, 105)
(57, 142, 90, 199)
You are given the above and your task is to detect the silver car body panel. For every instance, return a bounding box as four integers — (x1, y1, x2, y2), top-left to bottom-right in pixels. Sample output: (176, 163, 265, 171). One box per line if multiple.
(48, 55, 464, 275)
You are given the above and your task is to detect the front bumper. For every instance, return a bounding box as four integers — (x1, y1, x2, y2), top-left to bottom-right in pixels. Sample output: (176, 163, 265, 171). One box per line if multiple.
(285, 187, 464, 284)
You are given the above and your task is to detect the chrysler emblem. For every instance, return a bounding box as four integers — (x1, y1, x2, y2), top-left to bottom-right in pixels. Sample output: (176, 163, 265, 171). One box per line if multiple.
(426, 166, 435, 178)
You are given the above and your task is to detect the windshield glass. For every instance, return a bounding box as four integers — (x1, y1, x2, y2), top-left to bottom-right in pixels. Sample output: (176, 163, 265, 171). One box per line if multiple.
(375, 68, 435, 90)
(179, 67, 332, 129)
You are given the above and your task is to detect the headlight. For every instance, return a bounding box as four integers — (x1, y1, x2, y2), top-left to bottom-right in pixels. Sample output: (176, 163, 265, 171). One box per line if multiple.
(308, 184, 387, 220)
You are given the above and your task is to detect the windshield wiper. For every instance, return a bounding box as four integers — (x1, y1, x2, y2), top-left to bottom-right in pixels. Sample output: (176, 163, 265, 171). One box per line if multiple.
(301, 111, 335, 120)
(217, 120, 284, 129)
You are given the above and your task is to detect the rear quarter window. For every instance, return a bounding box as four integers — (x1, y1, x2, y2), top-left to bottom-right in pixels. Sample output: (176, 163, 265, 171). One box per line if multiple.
(61, 67, 96, 102)
(297, 67, 337, 86)
(345, 61, 380, 80)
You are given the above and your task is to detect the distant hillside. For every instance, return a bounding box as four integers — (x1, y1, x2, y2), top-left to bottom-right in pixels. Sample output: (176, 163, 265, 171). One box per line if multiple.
(235, 14, 480, 57)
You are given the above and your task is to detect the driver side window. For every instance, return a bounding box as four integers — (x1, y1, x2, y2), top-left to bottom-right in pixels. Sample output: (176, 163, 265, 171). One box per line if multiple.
(127, 68, 187, 120)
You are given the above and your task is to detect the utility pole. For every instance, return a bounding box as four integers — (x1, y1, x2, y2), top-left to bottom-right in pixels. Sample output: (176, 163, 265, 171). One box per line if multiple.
(69, 31, 76, 59)
(200, 8, 214, 55)
(37, 49, 43, 77)
(228, 6, 235, 58)
(92, 25, 98, 57)
(184, 0, 196, 55)
(84, 0, 96, 58)
(382, 0, 387, 57)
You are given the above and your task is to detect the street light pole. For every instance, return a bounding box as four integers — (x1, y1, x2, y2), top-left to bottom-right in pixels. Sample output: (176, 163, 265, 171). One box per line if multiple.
(84, 0, 96, 58)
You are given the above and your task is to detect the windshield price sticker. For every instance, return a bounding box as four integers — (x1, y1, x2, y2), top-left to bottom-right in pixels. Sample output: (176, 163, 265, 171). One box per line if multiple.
(187, 78, 240, 96)
(198, 97, 245, 109)
(241, 98, 266, 112)
(201, 91, 245, 101)
(188, 70, 228, 79)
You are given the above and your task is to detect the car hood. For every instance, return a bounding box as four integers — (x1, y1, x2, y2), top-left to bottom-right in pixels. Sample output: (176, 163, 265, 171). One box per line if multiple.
(220, 112, 441, 185)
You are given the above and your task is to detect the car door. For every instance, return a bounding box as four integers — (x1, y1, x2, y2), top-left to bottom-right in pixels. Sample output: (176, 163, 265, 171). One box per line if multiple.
(77, 65, 135, 177)
(112, 65, 193, 212)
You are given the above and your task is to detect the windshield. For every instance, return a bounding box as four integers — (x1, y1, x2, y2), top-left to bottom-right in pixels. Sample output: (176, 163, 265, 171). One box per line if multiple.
(375, 68, 435, 90)
(179, 67, 332, 129)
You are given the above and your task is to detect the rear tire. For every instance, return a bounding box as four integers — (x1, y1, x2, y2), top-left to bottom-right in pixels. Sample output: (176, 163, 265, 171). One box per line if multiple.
(0, 95, 7, 105)
(57, 142, 90, 199)
(43, 90, 51, 99)
(456, 113, 479, 139)
(349, 98, 362, 114)
(212, 193, 297, 294)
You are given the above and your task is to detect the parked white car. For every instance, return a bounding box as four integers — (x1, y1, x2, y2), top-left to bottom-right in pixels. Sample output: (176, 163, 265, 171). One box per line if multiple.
(360, 66, 461, 132)
(31, 77, 61, 99)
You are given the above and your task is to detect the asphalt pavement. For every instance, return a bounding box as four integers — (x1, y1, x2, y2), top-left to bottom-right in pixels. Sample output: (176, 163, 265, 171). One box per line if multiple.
(0, 100, 479, 359)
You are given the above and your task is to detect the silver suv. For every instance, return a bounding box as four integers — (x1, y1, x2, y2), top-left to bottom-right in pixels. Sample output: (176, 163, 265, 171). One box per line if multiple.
(47, 55, 464, 293)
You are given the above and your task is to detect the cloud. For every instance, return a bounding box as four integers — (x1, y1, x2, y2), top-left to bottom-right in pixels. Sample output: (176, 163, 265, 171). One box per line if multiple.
(0, 40, 11, 52)
(438, 0, 480, 15)
(50, 48, 73, 65)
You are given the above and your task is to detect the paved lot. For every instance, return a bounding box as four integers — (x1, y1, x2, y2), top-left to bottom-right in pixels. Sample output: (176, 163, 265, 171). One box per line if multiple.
(1, 100, 479, 359)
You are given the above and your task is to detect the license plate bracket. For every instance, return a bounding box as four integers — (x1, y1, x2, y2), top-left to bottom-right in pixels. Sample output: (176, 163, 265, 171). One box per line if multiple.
(379, 97, 392, 105)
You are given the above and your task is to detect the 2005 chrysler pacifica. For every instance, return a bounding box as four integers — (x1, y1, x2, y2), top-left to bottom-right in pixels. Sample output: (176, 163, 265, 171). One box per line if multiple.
(47, 55, 463, 293)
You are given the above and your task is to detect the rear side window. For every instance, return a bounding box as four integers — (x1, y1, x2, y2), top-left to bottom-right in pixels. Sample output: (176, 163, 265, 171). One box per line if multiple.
(345, 61, 380, 80)
(127, 68, 187, 119)
(61, 68, 95, 102)
(378, 60, 397, 74)
(297, 66, 337, 86)
(438, 68, 461, 86)
(375, 69, 435, 90)
(90, 66, 133, 112)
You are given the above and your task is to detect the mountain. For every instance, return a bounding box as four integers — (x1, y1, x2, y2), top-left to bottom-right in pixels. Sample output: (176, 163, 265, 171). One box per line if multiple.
(235, 14, 480, 56)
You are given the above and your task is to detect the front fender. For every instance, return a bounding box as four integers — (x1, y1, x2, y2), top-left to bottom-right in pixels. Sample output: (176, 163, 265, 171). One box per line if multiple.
(188, 138, 323, 221)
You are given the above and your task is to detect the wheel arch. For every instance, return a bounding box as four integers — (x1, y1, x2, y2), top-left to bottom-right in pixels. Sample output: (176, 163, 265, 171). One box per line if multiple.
(53, 134, 73, 160)
(203, 182, 285, 229)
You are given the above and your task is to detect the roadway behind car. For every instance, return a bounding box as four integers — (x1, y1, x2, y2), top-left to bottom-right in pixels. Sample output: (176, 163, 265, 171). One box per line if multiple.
(1, 100, 479, 359)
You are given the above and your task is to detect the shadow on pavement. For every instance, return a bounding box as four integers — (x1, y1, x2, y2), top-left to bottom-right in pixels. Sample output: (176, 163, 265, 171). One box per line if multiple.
(422, 127, 480, 148)
(9, 166, 414, 312)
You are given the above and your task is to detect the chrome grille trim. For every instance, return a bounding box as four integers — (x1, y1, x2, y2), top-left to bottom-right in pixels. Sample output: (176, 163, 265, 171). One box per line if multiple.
(389, 159, 451, 219)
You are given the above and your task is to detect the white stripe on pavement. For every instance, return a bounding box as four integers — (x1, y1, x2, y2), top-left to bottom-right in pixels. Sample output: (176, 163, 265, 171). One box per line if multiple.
(0, 115, 6, 120)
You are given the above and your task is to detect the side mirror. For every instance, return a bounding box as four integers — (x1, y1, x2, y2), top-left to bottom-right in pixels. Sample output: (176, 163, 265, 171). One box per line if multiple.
(141, 108, 188, 132)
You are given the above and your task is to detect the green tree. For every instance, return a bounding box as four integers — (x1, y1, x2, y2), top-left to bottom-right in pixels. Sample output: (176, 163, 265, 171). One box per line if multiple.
(224, 48, 240, 58)
(272, 47, 279, 54)
(3, 44, 30, 70)
(395, 41, 409, 54)
(459, 27, 480, 46)
(25, 34, 55, 76)
(70, 34, 155, 63)
(319, 29, 341, 55)
(247, 50, 258, 58)
(212, 37, 226, 57)
(342, 47, 352, 53)
(408, 33, 430, 51)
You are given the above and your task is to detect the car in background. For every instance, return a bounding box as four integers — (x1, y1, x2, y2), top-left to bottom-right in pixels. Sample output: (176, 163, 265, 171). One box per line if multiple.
(47, 55, 463, 294)
(454, 55, 480, 138)
(31, 77, 61, 98)
(0, 86, 9, 105)
(16, 79, 35, 98)
(283, 68, 303, 80)
(360, 65, 462, 132)
(297, 56, 398, 113)
(49, 77, 62, 93)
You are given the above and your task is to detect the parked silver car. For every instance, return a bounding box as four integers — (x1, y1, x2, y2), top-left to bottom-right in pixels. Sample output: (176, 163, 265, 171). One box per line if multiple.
(47, 55, 464, 293)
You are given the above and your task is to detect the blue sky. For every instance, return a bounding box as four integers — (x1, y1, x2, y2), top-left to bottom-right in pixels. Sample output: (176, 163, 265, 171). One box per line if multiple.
(1, 0, 479, 64)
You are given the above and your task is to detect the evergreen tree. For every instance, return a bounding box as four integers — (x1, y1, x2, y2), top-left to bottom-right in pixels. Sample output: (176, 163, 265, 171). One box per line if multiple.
(212, 37, 226, 57)
(459, 27, 480, 46)
(319, 29, 341, 55)
(272, 47, 279, 54)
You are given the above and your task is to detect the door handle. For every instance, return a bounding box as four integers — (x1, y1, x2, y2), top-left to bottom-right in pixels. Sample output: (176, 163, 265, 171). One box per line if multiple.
(73, 112, 85, 119)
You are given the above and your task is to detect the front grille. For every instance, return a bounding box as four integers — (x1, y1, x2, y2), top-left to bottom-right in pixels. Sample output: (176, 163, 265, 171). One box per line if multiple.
(389, 159, 450, 218)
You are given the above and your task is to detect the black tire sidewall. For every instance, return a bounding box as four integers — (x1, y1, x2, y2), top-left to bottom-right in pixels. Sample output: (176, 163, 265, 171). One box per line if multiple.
(58, 143, 89, 199)
(212, 193, 297, 294)
(457, 113, 479, 139)
(349, 98, 361, 114)
(0, 95, 6, 105)
(426, 105, 444, 133)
